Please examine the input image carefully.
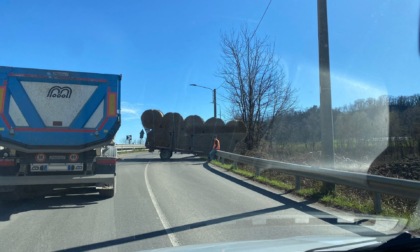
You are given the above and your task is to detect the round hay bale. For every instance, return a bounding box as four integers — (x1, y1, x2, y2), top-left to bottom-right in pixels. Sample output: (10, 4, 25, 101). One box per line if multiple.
(204, 117, 225, 127)
(145, 129, 170, 148)
(185, 115, 204, 133)
(153, 130, 171, 148)
(141, 109, 163, 129)
(162, 112, 184, 130)
(192, 134, 214, 153)
(226, 120, 247, 133)
(217, 132, 247, 152)
(177, 134, 189, 150)
(204, 118, 225, 135)
(193, 125, 208, 134)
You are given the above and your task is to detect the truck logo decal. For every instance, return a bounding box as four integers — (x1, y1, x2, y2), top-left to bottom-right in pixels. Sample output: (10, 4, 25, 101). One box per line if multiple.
(47, 86, 72, 98)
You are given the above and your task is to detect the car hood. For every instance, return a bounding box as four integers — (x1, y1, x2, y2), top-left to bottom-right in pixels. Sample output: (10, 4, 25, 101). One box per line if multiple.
(144, 235, 381, 252)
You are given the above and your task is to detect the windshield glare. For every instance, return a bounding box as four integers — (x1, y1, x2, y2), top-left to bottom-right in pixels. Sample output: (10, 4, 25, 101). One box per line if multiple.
(0, 1, 419, 251)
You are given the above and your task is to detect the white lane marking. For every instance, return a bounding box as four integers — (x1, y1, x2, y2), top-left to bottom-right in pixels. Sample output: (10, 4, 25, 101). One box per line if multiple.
(144, 162, 180, 247)
(114, 175, 117, 195)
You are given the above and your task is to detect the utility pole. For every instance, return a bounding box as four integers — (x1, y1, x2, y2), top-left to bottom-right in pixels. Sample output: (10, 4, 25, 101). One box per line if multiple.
(213, 88, 217, 119)
(318, 0, 335, 193)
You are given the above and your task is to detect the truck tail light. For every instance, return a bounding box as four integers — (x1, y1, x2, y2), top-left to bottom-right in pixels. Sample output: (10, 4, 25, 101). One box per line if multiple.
(0, 159, 15, 166)
(96, 158, 116, 165)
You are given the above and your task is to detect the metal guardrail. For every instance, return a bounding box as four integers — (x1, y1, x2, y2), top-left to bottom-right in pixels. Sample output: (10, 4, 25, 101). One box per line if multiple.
(115, 144, 144, 151)
(216, 150, 420, 213)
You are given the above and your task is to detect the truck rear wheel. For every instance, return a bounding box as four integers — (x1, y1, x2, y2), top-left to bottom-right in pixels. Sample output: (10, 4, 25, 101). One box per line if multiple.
(98, 177, 115, 198)
(159, 149, 172, 160)
(99, 187, 114, 198)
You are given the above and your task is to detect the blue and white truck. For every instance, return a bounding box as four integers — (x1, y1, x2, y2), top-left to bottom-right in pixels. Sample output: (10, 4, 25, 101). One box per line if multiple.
(0, 66, 121, 199)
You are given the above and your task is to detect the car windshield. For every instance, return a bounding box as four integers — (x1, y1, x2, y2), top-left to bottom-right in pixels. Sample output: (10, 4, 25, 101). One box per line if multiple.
(0, 0, 419, 251)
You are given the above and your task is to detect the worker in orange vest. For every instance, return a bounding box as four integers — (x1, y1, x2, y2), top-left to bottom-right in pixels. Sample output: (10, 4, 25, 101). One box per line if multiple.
(208, 136, 220, 162)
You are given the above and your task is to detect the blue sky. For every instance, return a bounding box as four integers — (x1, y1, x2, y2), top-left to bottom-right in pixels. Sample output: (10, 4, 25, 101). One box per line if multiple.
(0, 0, 419, 143)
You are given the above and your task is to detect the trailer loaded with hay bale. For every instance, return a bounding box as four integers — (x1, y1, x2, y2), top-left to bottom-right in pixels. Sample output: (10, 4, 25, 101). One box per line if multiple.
(141, 109, 247, 160)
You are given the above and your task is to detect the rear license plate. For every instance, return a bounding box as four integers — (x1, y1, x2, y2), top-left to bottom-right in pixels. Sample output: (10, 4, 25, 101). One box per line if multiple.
(30, 163, 83, 172)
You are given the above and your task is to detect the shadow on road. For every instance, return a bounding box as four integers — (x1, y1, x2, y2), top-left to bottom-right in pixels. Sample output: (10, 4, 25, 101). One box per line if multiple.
(0, 188, 106, 222)
(118, 155, 203, 163)
(57, 205, 290, 251)
(201, 163, 388, 236)
(55, 163, 389, 252)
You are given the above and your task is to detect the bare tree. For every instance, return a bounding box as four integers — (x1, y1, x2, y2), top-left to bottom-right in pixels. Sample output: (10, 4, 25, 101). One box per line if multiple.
(219, 26, 295, 151)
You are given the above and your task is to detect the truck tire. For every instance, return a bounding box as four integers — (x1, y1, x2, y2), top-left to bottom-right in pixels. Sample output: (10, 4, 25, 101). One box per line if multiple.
(99, 177, 115, 198)
(160, 149, 172, 160)
(99, 187, 115, 198)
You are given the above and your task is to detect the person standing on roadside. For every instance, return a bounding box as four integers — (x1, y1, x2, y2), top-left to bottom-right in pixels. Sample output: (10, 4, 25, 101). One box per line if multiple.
(208, 136, 220, 161)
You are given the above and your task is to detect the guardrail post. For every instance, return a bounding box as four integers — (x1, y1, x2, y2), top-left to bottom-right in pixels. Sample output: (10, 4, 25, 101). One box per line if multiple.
(374, 192, 382, 214)
(255, 167, 260, 177)
(295, 176, 301, 190)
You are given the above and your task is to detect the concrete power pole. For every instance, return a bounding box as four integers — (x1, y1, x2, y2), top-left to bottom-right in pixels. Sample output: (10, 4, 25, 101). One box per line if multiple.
(318, 0, 335, 193)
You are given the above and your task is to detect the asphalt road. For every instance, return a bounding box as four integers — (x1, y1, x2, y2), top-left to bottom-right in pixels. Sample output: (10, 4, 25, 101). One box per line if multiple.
(0, 152, 403, 252)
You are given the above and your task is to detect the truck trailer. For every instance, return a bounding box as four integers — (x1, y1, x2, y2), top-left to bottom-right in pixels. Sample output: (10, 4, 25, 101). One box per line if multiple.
(0, 66, 121, 199)
(142, 109, 247, 160)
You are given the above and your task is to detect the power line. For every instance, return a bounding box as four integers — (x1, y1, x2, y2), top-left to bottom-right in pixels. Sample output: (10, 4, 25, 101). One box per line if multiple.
(251, 0, 272, 38)
(216, 83, 224, 90)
